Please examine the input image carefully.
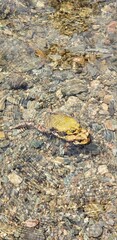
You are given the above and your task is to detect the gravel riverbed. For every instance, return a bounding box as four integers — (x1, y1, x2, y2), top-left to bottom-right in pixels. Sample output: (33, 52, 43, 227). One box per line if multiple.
(0, 0, 117, 239)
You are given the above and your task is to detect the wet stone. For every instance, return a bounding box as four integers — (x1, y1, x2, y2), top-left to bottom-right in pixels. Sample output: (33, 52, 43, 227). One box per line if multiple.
(20, 98, 29, 108)
(90, 80, 100, 89)
(63, 158, 71, 165)
(98, 165, 109, 175)
(86, 64, 99, 78)
(48, 84, 57, 93)
(27, 100, 37, 110)
(108, 100, 115, 116)
(90, 123, 102, 132)
(22, 108, 37, 120)
(0, 0, 16, 19)
(61, 79, 88, 97)
(107, 21, 117, 34)
(87, 223, 103, 238)
(36, 0, 45, 8)
(103, 95, 113, 104)
(112, 148, 117, 157)
(30, 139, 44, 149)
(103, 130, 114, 142)
(0, 99, 6, 111)
(8, 172, 23, 186)
(8, 78, 28, 90)
(104, 119, 117, 131)
(0, 73, 4, 84)
(0, 155, 3, 161)
(52, 70, 71, 82)
(7, 96, 18, 105)
(0, 140, 10, 149)
(23, 153, 43, 162)
(92, 24, 100, 30)
(21, 229, 45, 240)
(101, 103, 108, 111)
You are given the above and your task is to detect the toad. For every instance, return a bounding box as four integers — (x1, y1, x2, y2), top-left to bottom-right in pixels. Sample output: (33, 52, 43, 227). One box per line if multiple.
(38, 112, 90, 145)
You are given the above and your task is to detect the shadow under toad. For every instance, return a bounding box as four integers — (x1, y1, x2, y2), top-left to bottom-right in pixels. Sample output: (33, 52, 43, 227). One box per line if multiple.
(46, 134, 102, 158)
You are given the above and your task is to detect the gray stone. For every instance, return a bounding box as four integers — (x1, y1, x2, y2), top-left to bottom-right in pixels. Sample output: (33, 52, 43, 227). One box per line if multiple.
(104, 130, 114, 142)
(30, 139, 44, 149)
(86, 64, 99, 78)
(108, 100, 115, 116)
(112, 148, 117, 157)
(91, 123, 102, 132)
(0, 99, 5, 111)
(52, 70, 74, 82)
(87, 223, 103, 238)
(0, 140, 10, 149)
(61, 79, 88, 97)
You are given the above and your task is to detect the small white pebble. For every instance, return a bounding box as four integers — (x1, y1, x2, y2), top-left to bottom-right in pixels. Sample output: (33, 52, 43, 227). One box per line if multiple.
(98, 165, 108, 174)
(8, 172, 22, 186)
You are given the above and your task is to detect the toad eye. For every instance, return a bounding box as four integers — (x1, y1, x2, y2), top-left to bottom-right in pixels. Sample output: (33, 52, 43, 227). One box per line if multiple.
(71, 129, 76, 133)
(68, 128, 81, 135)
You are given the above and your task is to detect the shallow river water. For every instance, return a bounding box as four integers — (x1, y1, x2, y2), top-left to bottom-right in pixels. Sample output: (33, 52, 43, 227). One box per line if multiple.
(0, 0, 117, 239)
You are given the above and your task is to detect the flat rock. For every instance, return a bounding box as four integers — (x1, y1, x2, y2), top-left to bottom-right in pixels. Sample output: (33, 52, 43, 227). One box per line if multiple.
(104, 119, 117, 131)
(104, 130, 114, 142)
(108, 100, 115, 116)
(61, 79, 88, 97)
(8, 172, 22, 186)
(104, 95, 113, 104)
(90, 80, 100, 89)
(0, 131, 6, 140)
(30, 139, 44, 149)
(98, 165, 109, 175)
(101, 103, 108, 111)
(87, 223, 103, 238)
(0, 99, 5, 111)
